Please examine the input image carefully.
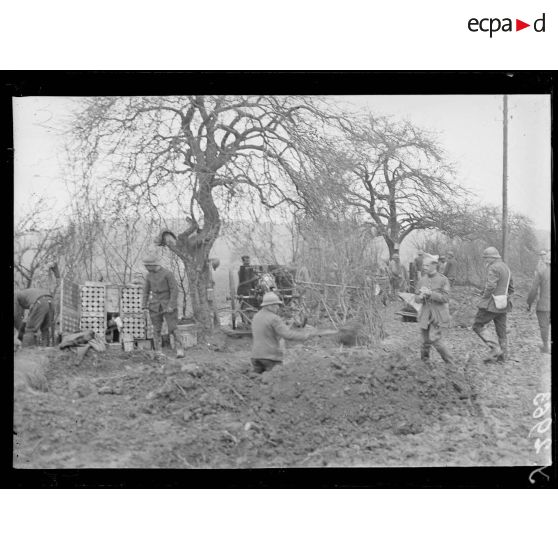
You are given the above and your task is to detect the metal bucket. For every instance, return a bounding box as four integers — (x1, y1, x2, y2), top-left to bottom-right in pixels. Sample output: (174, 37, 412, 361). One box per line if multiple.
(176, 324, 198, 348)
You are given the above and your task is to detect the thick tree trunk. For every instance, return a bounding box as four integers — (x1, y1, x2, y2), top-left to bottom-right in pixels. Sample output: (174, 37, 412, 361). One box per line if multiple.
(183, 256, 213, 338)
(384, 235, 396, 257)
(168, 175, 222, 340)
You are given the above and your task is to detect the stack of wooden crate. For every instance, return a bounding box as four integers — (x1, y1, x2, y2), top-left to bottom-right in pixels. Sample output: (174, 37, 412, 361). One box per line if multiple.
(121, 286, 146, 339)
(80, 284, 106, 335)
(59, 279, 168, 345)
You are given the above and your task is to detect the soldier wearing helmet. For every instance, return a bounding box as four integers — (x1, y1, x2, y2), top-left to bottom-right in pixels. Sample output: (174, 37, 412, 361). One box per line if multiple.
(472, 246, 514, 363)
(527, 250, 551, 353)
(250, 292, 336, 374)
(142, 253, 184, 358)
(444, 251, 457, 286)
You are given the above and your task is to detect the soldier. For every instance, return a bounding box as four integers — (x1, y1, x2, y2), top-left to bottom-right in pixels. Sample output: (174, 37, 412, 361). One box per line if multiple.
(415, 255, 455, 368)
(207, 257, 220, 327)
(472, 246, 514, 363)
(414, 251, 424, 278)
(527, 250, 551, 353)
(388, 253, 404, 298)
(250, 292, 336, 373)
(444, 251, 457, 286)
(237, 255, 257, 296)
(142, 253, 184, 358)
(14, 288, 54, 347)
(536, 250, 547, 274)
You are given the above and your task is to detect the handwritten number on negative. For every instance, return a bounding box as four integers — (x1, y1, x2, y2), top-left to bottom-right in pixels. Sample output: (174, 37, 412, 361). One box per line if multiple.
(528, 418, 551, 438)
(533, 402, 550, 419)
(534, 437, 551, 454)
(533, 392, 550, 406)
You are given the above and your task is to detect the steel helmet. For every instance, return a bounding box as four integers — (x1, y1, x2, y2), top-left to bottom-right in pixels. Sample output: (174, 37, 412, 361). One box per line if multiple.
(482, 246, 501, 259)
(260, 292, 283, 307)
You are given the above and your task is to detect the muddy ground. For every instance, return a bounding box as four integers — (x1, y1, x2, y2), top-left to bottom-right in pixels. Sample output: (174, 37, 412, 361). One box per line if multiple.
(13, 285, 551, 469)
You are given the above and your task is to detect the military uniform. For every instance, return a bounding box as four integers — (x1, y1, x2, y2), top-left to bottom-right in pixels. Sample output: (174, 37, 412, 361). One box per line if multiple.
(527, 264, 551, 352)
(415, 272, 454, 366)
(444, 257, 457, 286)
(142, 267, 180, 351)
(472, 257, 514, 361)
(251, 305, 310, 372)
(14, 288, 53, 347)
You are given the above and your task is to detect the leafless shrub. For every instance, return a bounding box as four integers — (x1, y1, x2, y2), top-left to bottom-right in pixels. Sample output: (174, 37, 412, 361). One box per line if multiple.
(294, 215, 385, 344)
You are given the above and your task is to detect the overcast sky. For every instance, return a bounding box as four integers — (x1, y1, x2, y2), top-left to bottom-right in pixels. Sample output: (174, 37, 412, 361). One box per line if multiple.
(13, 94, 551, 230)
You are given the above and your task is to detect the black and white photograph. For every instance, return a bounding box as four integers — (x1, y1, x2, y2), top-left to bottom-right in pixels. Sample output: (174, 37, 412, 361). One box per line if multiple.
(11, 79, 553, 479)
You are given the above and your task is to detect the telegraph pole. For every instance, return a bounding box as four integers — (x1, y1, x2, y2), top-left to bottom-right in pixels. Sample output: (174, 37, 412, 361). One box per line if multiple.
(502, 94, 509, 261)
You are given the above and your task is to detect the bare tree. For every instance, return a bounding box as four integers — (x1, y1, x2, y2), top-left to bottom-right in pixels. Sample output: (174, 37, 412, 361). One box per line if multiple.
(429, 204, 539, 274)
(325, 115, 469, 256)
(14, 196, 61, 289)
(71, 95, 329, 334)
(97, 211, 156, 284)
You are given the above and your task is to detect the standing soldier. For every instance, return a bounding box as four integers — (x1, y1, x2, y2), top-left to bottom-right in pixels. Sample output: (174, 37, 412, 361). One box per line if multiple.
(388, 253, 403, 298)
(444, 251, 457, 286)
(536, 250, 547, 274)
(415, 255, 455, 368)
(527, 251, 551, 353)
(237, 255, 257, 324)
(207, 257, 220, 327)
(409, 250, 423, 293)
(14, 288, 54, 347)
(472, 246, 514, 363)
(237, 255, 257, 296)
(438, 254, 447, 275)
(414, 251, 424, 278)
(142, 253, 184, 358)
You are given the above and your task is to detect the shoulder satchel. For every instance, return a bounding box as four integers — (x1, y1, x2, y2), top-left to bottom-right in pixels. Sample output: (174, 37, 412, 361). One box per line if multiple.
(492, 268, 511, 310)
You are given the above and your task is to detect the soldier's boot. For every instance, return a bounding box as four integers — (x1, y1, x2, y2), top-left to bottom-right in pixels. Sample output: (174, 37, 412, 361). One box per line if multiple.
(481, 340, 503, 363)
(173, 332, 185, 359)
(438, 348, 457, 372)
(474, 325, 500, 362)
(21, 331, 37, 348)
(496, 338, 508, 362)
(40, 330, 50, 347)
(152, 332, 163, 352)
(421, 345, 431, 363)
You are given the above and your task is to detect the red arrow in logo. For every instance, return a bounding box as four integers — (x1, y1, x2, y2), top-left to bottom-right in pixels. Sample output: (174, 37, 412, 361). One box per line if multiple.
(516, 19, 530, 31)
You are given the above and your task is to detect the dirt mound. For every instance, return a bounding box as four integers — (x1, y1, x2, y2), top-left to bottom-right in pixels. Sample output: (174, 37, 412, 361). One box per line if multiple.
(250, 347, 471, 466)
(114, 345, 472, 468)
(13, 343, 472, 468)
(14, 349, 54, 392)
(13, 291, 547, 469)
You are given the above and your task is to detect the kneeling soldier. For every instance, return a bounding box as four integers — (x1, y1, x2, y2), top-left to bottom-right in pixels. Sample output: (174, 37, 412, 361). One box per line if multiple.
(251, 292, 336, 373)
